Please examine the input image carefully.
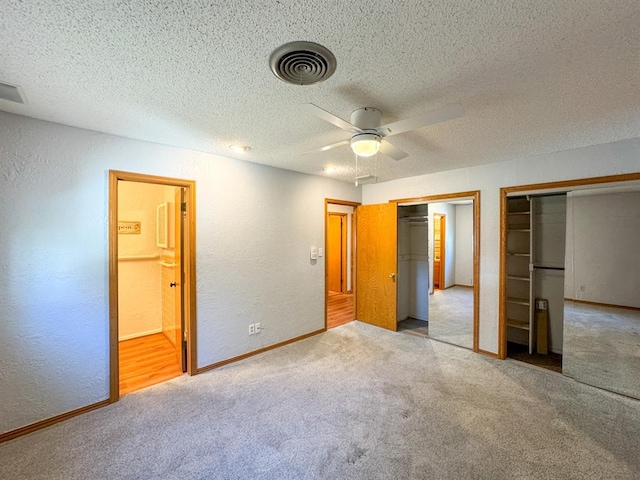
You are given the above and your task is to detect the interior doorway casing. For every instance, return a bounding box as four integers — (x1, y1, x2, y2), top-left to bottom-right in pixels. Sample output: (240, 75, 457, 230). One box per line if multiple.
(109, 170, 197, 403)
(391, 191, 481, 352)
(498, 172, 640, 360)
(325, 198, 361, 329)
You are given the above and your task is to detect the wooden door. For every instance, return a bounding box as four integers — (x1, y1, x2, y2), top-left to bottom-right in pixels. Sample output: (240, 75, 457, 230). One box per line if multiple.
(173, 188, 184, 369)
(356, 203, 398, 331)
(433, 214, 446, 289)
(328, 213, 347, 293)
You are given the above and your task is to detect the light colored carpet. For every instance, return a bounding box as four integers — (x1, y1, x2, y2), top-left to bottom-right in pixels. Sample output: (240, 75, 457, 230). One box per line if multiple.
(1, 322, 639, 479)
(564, 300, 640, 400)
(428, 286, 474, 349)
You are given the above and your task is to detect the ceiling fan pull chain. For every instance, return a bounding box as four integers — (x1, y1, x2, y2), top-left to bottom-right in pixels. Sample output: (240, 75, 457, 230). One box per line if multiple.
(355, 153, 359, 187)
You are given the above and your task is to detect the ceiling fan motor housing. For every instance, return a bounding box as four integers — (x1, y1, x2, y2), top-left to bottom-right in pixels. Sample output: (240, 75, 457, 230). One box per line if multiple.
(351, 107, 381, 130)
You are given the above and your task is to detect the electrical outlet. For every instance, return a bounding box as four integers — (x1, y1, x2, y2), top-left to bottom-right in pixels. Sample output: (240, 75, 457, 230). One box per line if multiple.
(249, 324, 255, 335)
(255, 323, 261, 333)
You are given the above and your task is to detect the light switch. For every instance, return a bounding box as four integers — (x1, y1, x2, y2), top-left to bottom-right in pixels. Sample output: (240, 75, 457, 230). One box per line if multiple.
(310, 246, 318, 260)
(318, 247, 324, 257)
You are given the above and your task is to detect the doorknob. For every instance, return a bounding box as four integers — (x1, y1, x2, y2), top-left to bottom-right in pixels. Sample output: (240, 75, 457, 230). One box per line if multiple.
(389, 273, 396, 279)
(170, 282, 177, 287)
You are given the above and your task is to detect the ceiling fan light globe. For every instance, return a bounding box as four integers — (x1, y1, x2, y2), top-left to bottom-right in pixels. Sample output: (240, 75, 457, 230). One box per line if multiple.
(350, 134, 381, 157)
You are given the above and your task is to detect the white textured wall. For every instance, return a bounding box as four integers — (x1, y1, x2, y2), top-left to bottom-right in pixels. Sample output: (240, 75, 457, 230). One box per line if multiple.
(565, 191, 640, 308)
(409, 225, 429, 320)
(363, 137, 640, 353)
(454, 204, 474, 286)
(117, 182, 165, 340)
(533, 195, 566, 354)
(0, 112, 360, 435)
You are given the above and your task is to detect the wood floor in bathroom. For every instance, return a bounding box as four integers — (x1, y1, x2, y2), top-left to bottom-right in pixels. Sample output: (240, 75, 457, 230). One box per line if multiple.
(119, 333, 183, 396)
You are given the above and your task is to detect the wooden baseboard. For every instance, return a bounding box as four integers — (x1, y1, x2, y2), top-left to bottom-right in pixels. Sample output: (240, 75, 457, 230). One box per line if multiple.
(564, 298, 640, 311)
(477, 348, 499, 359)
(196, 328, 326, 374)
(0, 399, 110, 444)
(453, 284, 474, 289)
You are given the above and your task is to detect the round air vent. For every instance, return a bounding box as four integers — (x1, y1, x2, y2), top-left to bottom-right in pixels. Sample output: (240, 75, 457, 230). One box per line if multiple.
(269, 41, 336, 86)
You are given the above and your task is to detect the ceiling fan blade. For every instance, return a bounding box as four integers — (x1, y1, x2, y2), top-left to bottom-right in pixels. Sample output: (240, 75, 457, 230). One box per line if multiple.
(300, 103, 361, 133)
(379, 139, 408, 161)
(303, 139, 350, 155)
(379, 104, 463, 137)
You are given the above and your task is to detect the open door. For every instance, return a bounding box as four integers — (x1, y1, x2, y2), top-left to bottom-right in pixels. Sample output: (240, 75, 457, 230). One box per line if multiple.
(174, 188, 187, 371)
(356, 203, 398, 331)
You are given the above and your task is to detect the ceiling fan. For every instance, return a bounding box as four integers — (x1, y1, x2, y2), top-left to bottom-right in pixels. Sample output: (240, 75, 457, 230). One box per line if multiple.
(300, 103, 464, 160)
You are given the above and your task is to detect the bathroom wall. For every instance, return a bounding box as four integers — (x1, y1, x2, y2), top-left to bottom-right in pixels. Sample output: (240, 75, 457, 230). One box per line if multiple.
(117, 182, 165, 340)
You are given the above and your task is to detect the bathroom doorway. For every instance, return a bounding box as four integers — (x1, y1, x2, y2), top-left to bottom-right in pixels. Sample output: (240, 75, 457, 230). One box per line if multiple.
(109, 171, 196, 402)
(325, 199, 360, 329)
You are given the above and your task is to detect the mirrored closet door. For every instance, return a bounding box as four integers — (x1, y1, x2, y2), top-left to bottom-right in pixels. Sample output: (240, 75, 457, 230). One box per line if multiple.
(396, 193, 478, 350)
(503, 178, 640, 400)
(563, 185, 640, 399)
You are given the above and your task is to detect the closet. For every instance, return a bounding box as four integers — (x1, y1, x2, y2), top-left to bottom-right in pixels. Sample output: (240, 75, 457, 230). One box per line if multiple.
(506, 195, 566, 363)
(397, 205, 429, 324)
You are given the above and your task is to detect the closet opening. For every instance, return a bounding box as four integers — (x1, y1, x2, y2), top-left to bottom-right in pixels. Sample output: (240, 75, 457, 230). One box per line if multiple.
(325, 199, 360, 329)
(504, 193, 566, 372)
(391, 192, 480, 351)
(109, 171, 197, 402)
(499, 173, 640, 400)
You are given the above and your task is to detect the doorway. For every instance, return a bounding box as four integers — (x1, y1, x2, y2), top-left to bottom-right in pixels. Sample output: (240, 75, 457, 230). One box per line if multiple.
(109, 171, 196, 402)
(433, 214, 446, 290)
(499, 173, 640, 388)
(325, 199, 359, 329)
(327, 212, 348, 294)
(356, 192, 480, 352)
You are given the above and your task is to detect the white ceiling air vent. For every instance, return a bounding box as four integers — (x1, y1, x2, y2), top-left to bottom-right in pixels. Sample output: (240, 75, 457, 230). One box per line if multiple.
(269, 41, 336, 85)
(0, 81, 26, 104)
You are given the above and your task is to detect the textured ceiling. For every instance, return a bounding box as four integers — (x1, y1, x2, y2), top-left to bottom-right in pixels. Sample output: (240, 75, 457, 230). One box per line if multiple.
(1, 1, 639, 183)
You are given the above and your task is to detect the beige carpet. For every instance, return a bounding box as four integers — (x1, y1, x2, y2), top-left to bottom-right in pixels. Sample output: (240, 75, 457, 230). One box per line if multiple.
(428, 286, 474, 349)
(1, 321, 639, 479)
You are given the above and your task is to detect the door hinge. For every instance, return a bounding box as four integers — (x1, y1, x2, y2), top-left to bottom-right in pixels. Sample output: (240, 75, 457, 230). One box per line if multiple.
(181, 202, 187, 212)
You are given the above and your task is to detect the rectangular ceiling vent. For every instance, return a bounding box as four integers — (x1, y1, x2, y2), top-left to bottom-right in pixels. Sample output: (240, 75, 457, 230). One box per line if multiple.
(0, 81, 26, 104)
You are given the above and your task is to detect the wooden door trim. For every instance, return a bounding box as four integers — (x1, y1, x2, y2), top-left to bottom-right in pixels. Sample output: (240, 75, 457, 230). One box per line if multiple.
(325, 199, 361, 329)
(498, 172, 640, 359)
(109, 170, 197, 403)
(390, 191, 481, 352)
